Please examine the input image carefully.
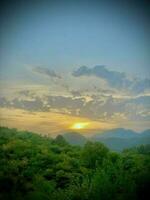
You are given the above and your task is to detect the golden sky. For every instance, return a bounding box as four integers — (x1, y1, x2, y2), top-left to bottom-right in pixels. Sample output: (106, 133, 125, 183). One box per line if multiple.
(1, 106, 149, 136)
(0, 107, 118, 136)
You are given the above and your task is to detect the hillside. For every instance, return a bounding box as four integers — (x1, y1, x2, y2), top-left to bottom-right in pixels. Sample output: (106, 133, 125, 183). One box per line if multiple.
(63, 132, 87, 146)
(0, 127, 150, 200)
(140, 129, 150, 137)
(93, 136, 150, 152)
(91, 128, 150, 151)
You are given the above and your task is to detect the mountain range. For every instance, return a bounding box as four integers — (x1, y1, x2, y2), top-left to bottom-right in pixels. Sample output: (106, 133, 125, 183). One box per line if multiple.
(62, 128, 150, 151)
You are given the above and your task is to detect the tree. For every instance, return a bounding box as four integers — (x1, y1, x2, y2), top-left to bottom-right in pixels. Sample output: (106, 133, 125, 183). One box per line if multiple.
(82, 142, 109, 169)
(54, 135, 69, 146)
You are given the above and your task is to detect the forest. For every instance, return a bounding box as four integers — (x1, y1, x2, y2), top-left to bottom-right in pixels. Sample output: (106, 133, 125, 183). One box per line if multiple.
(0, 127, 150, 200)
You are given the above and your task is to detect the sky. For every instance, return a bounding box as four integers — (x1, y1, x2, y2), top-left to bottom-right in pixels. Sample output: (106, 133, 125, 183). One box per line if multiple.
(0, 0, 150, 136)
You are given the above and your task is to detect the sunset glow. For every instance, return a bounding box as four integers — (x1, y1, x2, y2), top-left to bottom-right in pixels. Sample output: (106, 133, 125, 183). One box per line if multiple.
(71, 122, 89, 130)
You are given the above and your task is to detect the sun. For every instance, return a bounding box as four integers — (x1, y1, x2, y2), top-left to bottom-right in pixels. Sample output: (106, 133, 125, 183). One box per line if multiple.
(71, 122, 89, 130)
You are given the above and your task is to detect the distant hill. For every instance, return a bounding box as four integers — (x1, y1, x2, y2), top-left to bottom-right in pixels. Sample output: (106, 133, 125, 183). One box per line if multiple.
(91, 128, 150, 151)
(92, 128, 138, 139)
(92, 137, 150, 152)
(62, 129, 150, 150)
(140, 129, 150, 137)
(63, 132, 87, 146)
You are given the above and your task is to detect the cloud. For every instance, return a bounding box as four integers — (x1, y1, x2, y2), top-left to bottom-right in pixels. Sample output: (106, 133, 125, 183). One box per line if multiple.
(130, 95, 150, 106)
(72, 65, 130, 88)
(1, 93, 150, 122)
(46, 95, 85, 112)
(0, 97, 46, 112)
(132, 78, 150, 93)
(0, 97, 8, 107)
(72, 65, 150, 93)
(70, 90, 81, 97)
(17, 90, 34, 97)
(32, 66, 61, 79)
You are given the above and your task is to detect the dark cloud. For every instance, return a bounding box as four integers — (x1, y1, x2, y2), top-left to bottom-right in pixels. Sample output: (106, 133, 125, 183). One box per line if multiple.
(0, 97, 8, 107)
(18, 90, 30, 96)
(12, 98, 45, 111)
(17, 90, 34, 97)
(32, 66, 61, 79)
(46, 95, 84, 111)
(72, 65, 150, 93)
(0, 95, 85, 114)
(70, 90, 81, 97)
(72, 65, 130, 88)
(0, 97, 46, 112)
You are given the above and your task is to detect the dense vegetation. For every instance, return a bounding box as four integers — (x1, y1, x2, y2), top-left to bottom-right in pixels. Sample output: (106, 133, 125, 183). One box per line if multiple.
(0, 127, 150, 200)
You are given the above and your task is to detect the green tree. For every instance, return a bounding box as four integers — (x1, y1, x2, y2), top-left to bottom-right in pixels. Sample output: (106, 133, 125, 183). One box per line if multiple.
(82, 142, 109, 169)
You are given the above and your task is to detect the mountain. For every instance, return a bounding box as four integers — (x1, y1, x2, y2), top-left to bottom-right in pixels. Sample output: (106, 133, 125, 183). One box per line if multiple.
(62, 129, 150, 151)
(92, 128, 138, 139)
(140, 129, 150, 137)
(93, 137, 150, 152)
(91, 128, 150, 151)
(63, 132, 87, 146)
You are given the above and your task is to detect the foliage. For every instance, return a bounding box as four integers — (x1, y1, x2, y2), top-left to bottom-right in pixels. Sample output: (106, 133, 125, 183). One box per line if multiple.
(0, 127, 150, 200)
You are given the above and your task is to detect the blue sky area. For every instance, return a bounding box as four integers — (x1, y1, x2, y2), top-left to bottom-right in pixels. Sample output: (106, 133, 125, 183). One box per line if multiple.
(0, 0, 149, 79)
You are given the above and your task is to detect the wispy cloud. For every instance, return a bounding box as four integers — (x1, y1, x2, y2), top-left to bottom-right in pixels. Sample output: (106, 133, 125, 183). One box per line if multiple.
(32, 66, 61, 79)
